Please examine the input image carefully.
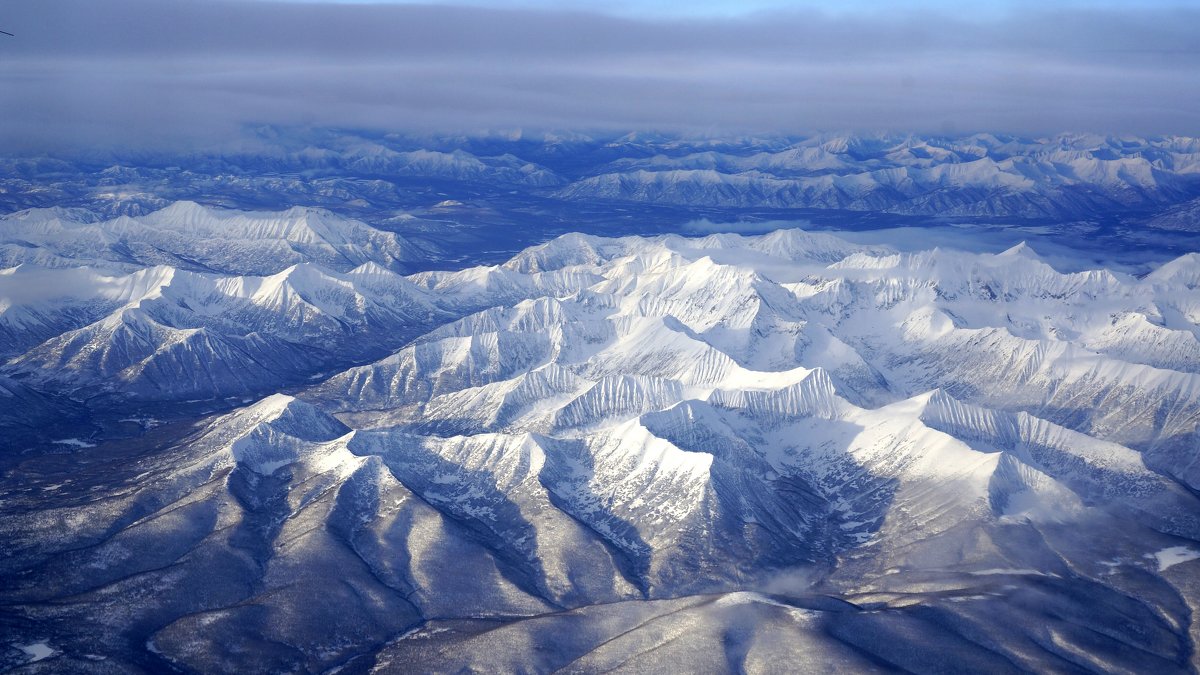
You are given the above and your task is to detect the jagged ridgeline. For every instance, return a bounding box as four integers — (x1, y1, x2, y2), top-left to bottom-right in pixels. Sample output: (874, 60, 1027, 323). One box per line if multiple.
(2, 203, 1200, 672)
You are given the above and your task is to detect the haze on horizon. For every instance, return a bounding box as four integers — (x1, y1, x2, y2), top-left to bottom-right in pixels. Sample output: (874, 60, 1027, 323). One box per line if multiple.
(1, 0, 1198, 151)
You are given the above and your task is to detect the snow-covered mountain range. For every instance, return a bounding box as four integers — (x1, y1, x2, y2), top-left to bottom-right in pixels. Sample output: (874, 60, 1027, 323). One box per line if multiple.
(2, 201, 1199, 672)
(0, 201, 426, 274)
(1, 262, 444, 402)
(4, 131, 1200, 229)
(557, 133, 1200, 217)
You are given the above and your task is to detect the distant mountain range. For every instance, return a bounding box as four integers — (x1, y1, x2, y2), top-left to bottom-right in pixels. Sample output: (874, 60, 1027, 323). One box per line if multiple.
(3, 131, 1200, 228)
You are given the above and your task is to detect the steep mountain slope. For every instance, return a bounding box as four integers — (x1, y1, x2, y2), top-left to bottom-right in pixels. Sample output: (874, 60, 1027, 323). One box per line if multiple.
(5, 227, 1199, 672)
(1, 261, 447, 402)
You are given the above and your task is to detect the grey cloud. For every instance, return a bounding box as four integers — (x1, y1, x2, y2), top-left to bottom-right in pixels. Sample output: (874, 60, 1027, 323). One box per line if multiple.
(1, 0, 1198, 150)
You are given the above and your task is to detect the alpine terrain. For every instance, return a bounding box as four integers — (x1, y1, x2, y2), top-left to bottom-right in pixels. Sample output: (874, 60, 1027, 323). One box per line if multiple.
(1, 193, 1199, 672)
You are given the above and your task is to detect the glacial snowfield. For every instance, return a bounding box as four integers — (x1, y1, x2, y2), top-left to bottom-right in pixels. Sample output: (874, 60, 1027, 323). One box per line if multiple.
(2, 203, 1200, 672)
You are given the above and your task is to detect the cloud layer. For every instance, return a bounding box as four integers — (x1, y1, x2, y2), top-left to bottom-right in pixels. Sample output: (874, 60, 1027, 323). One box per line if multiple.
(2, 0, 1198, 149)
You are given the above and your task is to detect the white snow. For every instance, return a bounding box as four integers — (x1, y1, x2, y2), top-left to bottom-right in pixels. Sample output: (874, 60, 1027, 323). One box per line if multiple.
(16, 641, 57, 662)
(9, 213, 1200, 605)
(1152, 546, 1200, 572)
(0, 201, 416, 275)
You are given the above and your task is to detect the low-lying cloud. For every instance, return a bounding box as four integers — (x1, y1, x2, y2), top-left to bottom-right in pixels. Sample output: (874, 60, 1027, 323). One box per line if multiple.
(2, 0, 1198, 150)
(682, 219, 814, 235)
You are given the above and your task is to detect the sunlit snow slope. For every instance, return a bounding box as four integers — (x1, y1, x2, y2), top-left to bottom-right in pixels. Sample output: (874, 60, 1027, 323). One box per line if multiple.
(2, 205, 1200, 673)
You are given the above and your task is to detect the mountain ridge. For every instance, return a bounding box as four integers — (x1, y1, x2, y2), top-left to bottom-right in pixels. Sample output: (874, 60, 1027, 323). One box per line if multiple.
(2, 207, 1200, 672)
